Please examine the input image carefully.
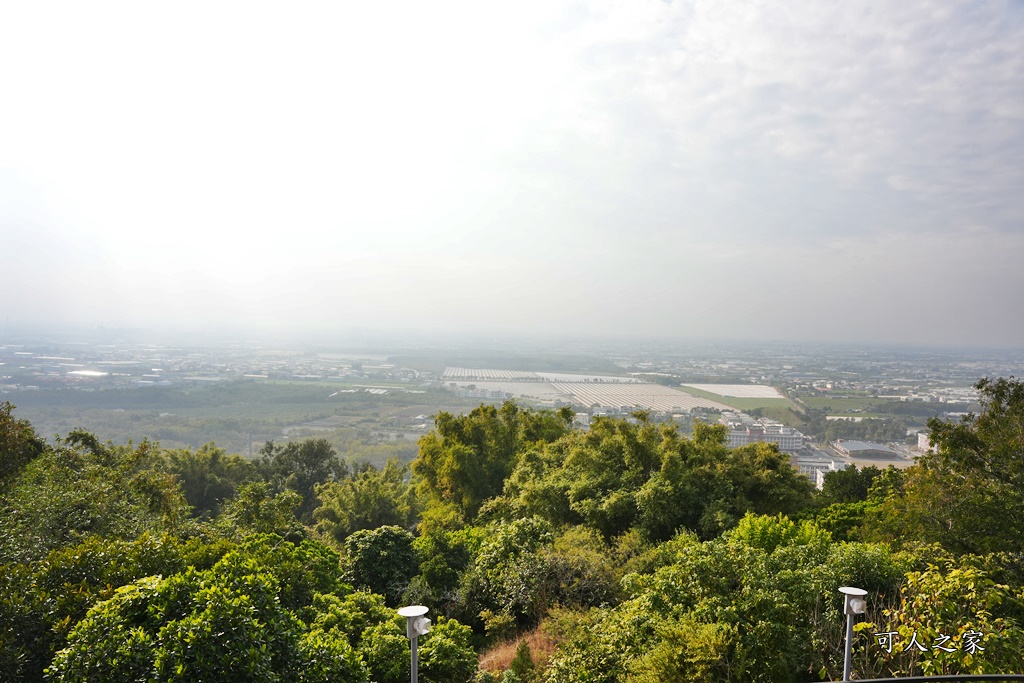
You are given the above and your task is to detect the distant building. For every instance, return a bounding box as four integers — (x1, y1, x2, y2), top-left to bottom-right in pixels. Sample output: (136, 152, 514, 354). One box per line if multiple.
(917, 431, 936, 453)
(833, 440, 897, 458)
(790, 455, 850, 489)
(720, 413, 806, 454)
(456, 387, 512, 400)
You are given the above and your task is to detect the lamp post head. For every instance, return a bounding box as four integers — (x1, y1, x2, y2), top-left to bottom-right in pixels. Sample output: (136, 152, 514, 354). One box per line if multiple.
(398, 605, 431, 639)
(839, 586, 867, 615)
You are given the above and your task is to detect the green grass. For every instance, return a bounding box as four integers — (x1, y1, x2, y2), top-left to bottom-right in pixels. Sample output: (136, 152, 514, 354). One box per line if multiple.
(825, 413, 888, 420)
(799, 396, 882, 411)
(759, 406, 807, 426)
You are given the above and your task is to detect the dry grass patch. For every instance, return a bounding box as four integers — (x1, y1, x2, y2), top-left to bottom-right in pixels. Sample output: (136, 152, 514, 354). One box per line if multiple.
(478, 626, 560, 676)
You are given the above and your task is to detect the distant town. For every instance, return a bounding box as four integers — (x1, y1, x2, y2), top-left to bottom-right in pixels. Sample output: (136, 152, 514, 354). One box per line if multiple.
(2, 329, 1019, 485)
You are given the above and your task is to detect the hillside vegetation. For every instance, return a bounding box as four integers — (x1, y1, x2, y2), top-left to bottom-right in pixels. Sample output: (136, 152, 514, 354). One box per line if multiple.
(1, 377, 1023, 682)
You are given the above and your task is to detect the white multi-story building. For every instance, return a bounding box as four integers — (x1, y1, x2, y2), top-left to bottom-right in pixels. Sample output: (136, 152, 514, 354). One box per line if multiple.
(917, 431, 936, 453)
(803, 458, 851, 489)
(782, 455, 852, 488)
(721, 415, 806, 454)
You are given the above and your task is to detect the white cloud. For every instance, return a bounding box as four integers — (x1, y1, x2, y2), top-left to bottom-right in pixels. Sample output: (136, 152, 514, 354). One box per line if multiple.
(1, 1, 1022, 345)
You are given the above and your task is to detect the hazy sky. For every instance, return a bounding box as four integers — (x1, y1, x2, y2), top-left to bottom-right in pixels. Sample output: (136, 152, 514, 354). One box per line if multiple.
(2, 1, 1022, 347)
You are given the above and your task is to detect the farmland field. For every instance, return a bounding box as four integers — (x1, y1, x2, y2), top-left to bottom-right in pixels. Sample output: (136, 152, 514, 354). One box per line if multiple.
(681, 384, 785, 399)
(442, 368, 643, 383)
(443, 368, 730, 412)
(799, 396, 882, 412)
(3, 380, 478, 462)
(550, 383, 730, 412)
(677, 385, 796, 411)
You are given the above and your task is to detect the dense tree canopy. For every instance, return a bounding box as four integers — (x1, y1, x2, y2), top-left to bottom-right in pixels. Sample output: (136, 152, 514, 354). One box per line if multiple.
(817, 465, 883, 507)
(868, 377, 1024, 554)
(499, 414, 814, 542)
(542, 514, 910, 683)
(222, 480, 305, 540)
(259, 438, 349, 522)
(0, 433, 188, 565)
(160, 442, 260, 517)
(313, 458, 417, 544)
(3, 385, 1024, 682)
(412, 402, 572, 521)
(343, 525, 418, 606)
(0, 401, 46, 487)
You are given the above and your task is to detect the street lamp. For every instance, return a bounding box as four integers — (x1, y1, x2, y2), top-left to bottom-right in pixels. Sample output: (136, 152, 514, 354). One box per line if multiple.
(838, 586, 867, 682)
(398, 605, 432, 683)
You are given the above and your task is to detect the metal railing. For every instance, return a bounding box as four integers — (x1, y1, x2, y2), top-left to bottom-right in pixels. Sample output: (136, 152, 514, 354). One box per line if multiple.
(830, 676, 1024, 682)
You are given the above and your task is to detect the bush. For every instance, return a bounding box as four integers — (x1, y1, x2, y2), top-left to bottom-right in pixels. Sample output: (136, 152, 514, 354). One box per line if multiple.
(46, 547, 370, 683)
(344, 526, 418, 606)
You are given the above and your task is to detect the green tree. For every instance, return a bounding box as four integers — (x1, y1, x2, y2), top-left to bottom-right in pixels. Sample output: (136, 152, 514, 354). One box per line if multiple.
(544, 515, 907, 683)
(1, 532, 348, 683)
(722, 442, 815, 521)
(857, 555, 1024, 677)
(817, 465, 883, 506)
(411, 510, 486, 610)
(412, 402, 570, 522)
(358, 619, 410, 683)
(43, 534, 369, 683)
(160, 442, 260, 517)
(0, 433, 188, 564)
(502, 415, 813, 543)
(541, 525, 619, 610)
(297, 629, 368, 683)
(48, 563, 324, 682)
(259, 438, 349, 523)
(343, 525, 418, 606)
(223, 480, 304, 540)
(0, 402, 46, 488)
(313, 458, 417, 544)
(460, 517, 555, 631)
(812, 500, 873, 542)
(560, 415, 664, 539)
(234, 533, 349, 611)
(0, 533, 232, 683)
(503, 640, 537, 683)
(419, 616, 478, 683)
(501, 445, 575, 526)
(869, 377, 1024, 554)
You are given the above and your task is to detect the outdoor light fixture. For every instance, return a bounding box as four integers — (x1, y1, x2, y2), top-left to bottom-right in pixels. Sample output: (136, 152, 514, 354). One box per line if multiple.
(398, 605, 431, 683)
(838, 586, 868, 682)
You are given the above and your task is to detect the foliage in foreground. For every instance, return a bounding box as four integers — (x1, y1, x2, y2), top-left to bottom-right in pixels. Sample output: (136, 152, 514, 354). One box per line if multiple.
(38, 533, 474, 683)
(542, 516, 1024, 682)
(3, 377, 1024, 682)
(0, 430, 189, 565)
(866, 376, 1024, 555)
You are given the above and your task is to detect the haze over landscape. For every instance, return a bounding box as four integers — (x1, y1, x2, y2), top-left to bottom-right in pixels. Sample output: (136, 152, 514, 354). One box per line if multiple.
(6, 6, 1024, 680)
(2, 1, 1023, 347)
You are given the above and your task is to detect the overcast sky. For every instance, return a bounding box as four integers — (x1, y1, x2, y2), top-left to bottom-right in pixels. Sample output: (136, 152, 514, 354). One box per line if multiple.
(2, 1, 1022, 347)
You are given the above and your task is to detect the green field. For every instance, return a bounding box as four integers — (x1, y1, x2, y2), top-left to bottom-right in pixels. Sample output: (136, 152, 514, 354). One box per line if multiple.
(3, 379, 486, 465)
(799, 396, 881, 412)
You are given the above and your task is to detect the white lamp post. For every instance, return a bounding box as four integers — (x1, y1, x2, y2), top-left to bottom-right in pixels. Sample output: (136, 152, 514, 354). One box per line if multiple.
(398, 605, 432, 683)
(838, 586, 867, 681)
